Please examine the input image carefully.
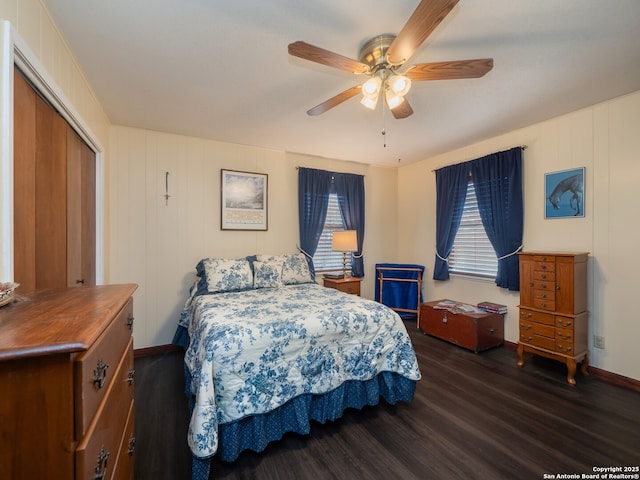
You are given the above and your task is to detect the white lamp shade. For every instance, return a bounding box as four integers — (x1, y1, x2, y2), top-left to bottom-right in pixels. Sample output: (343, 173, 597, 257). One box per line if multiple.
(385, 87, 405, 110)
(362, 76, 382, 98)
(332, 230, 358, 252)
(387, 74, 411, 96)
(360, 95, 379, 110)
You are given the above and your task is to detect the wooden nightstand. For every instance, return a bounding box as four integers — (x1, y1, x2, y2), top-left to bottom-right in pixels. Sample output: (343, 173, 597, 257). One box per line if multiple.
(323, 276, 362, 296)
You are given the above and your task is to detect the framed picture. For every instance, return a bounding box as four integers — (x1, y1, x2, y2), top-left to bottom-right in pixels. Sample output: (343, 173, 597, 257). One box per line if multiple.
(544, 167, 585, 219)
(221, 169, 268, 230)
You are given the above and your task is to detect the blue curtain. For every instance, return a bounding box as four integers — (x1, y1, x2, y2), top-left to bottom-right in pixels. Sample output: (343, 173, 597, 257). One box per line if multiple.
(433, 162, 469, 280)
(334, 173, 365, 277)
(470, 147, 523, 290)
(298, 168, 332, 257)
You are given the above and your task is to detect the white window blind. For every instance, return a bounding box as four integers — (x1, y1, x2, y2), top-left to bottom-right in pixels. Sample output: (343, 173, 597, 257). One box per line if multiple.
(449, 181, 498, 278)
(313, 193, 351, 272)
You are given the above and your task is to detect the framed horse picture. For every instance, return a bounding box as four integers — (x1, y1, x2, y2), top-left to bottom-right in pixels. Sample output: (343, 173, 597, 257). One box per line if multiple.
(544, 167, 585, 219)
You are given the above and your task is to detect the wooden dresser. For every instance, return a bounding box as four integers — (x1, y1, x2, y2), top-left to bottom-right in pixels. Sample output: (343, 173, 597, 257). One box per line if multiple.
(419, 300, 504, 353)
(517, 252, 589, 384)
(0, 284, 137, 479)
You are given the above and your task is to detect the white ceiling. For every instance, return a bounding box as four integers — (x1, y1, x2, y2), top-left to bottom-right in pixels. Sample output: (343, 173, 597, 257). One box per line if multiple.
(43, 0, 640, 167)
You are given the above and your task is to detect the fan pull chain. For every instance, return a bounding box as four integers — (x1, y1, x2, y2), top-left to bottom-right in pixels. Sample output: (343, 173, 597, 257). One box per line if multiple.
(382, 99, 387, 148)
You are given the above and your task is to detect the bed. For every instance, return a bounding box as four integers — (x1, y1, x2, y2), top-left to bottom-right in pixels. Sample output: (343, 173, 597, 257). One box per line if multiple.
(173, 254, 422, 480)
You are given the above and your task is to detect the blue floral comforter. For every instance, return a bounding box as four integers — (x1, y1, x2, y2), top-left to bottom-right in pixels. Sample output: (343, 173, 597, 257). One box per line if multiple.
(180, 282, 421, 459)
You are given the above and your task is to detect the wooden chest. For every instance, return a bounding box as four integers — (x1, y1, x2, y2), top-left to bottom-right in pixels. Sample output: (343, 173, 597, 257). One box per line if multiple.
(419, 300, 504, 353)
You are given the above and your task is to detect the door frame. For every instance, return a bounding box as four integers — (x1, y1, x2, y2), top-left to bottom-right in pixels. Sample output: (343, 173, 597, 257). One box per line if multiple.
(0, 21, 105, 284)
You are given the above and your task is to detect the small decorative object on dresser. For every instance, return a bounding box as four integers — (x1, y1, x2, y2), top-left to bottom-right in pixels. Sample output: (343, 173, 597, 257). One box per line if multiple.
(0, 284, 137, 479)
(419, 299, 505, 353)
(517, 251, 589, 385)
(323, 276, 362, 296)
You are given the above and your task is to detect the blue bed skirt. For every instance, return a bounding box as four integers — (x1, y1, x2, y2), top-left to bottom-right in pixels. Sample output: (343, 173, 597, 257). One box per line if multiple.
(173, 326, 417, 480)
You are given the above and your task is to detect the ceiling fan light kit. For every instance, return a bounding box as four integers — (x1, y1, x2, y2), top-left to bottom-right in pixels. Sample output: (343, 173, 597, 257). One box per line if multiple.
(385, 87, 405, 110)
(288, 0, 493, 120)
(360, 95, 379, 110)
(362, 76, 382, 98)
(388, 74, 412, 97)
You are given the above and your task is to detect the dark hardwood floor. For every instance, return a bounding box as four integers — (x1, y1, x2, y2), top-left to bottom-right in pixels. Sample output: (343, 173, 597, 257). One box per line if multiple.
(134, 322, 640, 480)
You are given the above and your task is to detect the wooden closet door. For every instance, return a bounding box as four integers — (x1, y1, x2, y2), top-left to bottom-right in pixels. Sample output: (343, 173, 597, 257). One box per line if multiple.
(13, 69, 37, 292)
(67, 127, 96, 287)
(13, 66, 96, 291)
(35, 94, 67, 289)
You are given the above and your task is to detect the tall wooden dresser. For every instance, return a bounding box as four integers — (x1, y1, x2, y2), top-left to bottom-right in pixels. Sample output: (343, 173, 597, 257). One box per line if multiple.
(0, 284, 137, 479)
(517, 252, 588, 384)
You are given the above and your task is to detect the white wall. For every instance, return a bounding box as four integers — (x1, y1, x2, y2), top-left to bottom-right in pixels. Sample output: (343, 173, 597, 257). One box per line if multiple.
(397, 90, 640, 381)
(108, 127, 399, 348)
(0, 0, 109, 148)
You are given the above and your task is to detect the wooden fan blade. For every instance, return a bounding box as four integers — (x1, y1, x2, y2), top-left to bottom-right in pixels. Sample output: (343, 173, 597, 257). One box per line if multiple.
(306, 85, 362, 116)
(405, 58, 494, 81)
(289, 41, 370, 75)
(386, 0, 459, 66)
(390, 98, 414, 119)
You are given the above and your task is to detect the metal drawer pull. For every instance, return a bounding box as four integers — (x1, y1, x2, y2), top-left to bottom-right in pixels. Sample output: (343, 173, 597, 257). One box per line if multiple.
(127, 436, 136, 456)
(93, 360, 109, 389)
(127, 313, 135, 331)
(127, 368, 135, 386)
(442, 312, 448, 324)
(94, 448, 110, 480)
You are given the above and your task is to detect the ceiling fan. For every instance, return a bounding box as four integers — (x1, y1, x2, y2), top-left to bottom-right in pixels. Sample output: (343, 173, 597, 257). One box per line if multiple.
(288, 0, 493, 119)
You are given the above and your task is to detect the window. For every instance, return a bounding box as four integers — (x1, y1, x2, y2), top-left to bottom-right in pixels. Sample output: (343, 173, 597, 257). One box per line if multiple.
(313, 193, 351, 272)
(449, 180, 498, 278)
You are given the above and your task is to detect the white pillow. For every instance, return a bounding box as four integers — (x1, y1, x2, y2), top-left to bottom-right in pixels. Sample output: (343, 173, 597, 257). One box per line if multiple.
(282, 253, 314, 285)
(253, 260, 283, 289)
(199, 258, 253, 293)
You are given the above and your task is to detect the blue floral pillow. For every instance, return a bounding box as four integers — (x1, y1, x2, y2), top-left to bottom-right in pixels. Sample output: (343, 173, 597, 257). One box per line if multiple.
(282, 253, 314, 285)
(196, 258, 253, 294)
(253, 260, 283, 289)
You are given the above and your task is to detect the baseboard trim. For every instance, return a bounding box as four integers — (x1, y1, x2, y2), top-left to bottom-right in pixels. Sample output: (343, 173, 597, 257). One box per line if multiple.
(134, 344, 183, 358)
(504, 340, 640, 392)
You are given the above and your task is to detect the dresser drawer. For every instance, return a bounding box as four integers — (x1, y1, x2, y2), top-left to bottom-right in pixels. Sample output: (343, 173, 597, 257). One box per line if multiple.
(74, 298, 133, 437)
(76, 337, 134, 480)
(534, 260, 556, 273)
(520, 321, 555, 339)
(519, 309, 554, 325)
(520, 332, 555, 351)
(556, 316, 575, 329)
(111, 400, 135, 480)
(533, 270, 555, 282)
(533, 297, 556, 311)
(556, 340, 574, 355)
(534, 289, 555, 303)
(556, 328, 574, 343)
(340, 281, 361, 295)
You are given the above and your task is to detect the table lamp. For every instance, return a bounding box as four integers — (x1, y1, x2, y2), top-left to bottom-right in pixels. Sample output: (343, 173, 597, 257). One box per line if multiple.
(332, 230, 358, 278)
